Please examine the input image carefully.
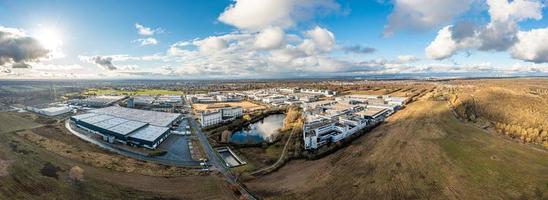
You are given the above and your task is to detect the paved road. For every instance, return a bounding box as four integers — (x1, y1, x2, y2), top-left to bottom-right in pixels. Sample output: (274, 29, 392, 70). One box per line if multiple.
(187, 116, 257, 200)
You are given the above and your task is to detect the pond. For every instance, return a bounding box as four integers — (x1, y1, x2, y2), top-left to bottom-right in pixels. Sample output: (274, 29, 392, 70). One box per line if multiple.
(230, 114, 285, 144)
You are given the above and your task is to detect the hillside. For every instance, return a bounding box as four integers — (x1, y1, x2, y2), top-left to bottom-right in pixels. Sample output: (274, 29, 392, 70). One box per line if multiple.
(446, 79, 548, 147)
(0, 113, 236, 200)
(245, 96, 548, 199)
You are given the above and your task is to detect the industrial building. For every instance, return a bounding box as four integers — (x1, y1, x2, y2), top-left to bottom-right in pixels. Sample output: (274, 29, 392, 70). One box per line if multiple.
(186, 93, 241, 103)
(200, 111, 222, 127)
(68, 96, 126, 108)
(199, 106, 243, 127)
(26, 104, 73, 116)
(70, 106, 181, 149)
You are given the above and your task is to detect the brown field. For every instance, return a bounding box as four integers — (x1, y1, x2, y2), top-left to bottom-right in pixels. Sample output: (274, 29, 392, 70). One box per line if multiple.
(0, 116, 237, 199)
(0, 112, 41, 134)
(444, 78, 548, 147)
(245, 93, 548, 199)
(192, 101, 266, 112)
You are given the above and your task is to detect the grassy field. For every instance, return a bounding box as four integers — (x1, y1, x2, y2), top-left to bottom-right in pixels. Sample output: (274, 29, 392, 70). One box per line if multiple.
(0, 113, 41, 134)
(84, 89, 183, 96)
(245, 98, 548, 199)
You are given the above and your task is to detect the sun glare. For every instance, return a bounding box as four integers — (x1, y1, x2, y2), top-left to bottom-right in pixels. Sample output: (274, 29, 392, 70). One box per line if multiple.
(35, 27, 63, 50)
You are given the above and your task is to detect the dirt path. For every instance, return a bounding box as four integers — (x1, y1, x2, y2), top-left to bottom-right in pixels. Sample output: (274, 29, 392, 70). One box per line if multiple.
(250, 126, 296, 175)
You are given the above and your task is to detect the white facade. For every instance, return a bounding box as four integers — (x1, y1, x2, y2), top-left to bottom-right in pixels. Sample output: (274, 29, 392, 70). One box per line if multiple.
(300, 88, 337, 97)
(200, 111, 222, 127)
(221, 107, 243, 118)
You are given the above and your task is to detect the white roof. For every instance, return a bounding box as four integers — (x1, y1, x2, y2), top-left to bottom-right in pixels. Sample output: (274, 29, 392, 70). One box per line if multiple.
(128, 125, 169, 142)
(41, 106, 71, 113)
(108, 120, 148, 136)
(71, 113, 98, 120)
(89, 106, 180, 127)
(80, 114, 115, 124)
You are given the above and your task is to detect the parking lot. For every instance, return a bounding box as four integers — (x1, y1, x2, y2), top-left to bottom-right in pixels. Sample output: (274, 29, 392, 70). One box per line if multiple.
(157, 134, 193, 162)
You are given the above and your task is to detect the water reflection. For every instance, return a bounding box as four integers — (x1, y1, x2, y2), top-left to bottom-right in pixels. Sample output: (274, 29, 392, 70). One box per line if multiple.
(230, 114, 285, 144)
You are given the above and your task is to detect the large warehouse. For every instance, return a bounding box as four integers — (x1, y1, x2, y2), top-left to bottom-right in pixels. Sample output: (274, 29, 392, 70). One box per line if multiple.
(70, 106, 182, 149)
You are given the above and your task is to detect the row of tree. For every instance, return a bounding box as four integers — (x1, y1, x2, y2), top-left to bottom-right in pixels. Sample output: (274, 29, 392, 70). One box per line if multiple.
(494, 122, 548, 147)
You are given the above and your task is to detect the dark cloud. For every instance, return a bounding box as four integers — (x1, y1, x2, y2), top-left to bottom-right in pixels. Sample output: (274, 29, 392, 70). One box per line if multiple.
(90, 56, 117, 70)
(450, 21, 478, 42)
(343, 45, 376, 54)
(477, 22, 518, 51)
(11, 62, 31, 69)
(0, 27, 50, 67)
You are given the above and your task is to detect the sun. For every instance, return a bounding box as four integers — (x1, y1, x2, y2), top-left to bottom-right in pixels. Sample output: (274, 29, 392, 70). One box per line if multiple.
(35, 27, 63, 50)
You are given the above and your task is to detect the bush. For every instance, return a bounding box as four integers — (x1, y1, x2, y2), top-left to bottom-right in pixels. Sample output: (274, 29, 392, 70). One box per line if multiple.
(147, 150, 167, 157)
(69, 166, 84, 182)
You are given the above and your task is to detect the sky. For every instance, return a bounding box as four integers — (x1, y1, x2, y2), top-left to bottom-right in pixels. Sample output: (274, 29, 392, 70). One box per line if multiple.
(0, 0, 547, 79)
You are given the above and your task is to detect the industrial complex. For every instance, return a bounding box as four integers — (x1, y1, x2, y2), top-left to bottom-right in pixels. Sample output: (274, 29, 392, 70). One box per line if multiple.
(70, 106, 182, 149)
(302, 94, 408, 149)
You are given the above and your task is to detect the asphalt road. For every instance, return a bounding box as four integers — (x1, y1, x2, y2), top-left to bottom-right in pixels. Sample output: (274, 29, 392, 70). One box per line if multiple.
(187, 116, 257, 200)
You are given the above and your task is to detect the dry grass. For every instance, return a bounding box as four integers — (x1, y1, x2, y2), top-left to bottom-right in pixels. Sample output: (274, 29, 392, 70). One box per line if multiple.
(0, 130, 235, 199)
(245, 96, 548, 199)
(17, 129, 201, 177)
(0, 113, 41, 134)
(446, 79, 548, 147)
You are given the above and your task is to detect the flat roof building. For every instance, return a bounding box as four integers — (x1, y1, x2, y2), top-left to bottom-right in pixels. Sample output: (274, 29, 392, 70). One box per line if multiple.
(26, 104, 73, 116)
(70, 106, 181, 149)
(68, 96, 126, 108)
(89, 106, 181, 127)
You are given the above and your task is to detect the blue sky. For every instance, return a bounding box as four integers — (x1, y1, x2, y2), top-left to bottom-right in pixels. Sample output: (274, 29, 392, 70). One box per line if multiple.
(0, 0, 547, 79)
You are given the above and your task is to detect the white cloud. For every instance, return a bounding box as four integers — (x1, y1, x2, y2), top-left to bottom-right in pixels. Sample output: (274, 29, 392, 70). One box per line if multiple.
(135, 23, 162, 36)
(218, 0, 340, 31)
(299, 26, 335, 55)
(133, 37, 159, 46)
(487, 0, 543, 22)
(194, 36, 229, 54)
(425, 0, 546, 63)
(254, 26, 285, 49)
(397, 55, 419, 63)
(511, 28, 548, 63)
(384, 0, 473, 36)
(32, 63, 83, 70)
(425, 26, 459, 60)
